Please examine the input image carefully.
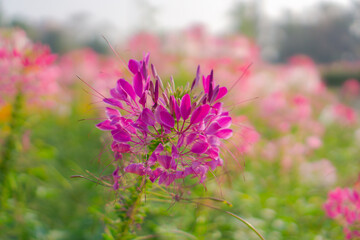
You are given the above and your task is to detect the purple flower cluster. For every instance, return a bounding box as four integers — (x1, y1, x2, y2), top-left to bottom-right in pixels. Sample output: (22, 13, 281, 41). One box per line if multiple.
(97, 54, 232, 189)
(324, 187, 360, 239)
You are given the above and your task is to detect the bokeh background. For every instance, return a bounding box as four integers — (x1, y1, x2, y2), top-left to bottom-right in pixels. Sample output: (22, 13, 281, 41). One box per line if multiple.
(1, 0, 360, 239)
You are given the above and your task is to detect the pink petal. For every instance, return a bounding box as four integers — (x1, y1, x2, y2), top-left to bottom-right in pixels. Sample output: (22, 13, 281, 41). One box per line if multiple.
(111, 129, 132, 142)
(191, 104, 210, 124)
(158, 155, 172, 169)
(111, 142, 131, 153)
(191, 141, 209, 154)
(149, 168, 163, 182)
(141, 108, 155, 126)
(217, 116, 232, 128)
(96, 120, 116, 130)
(160, 111, 175, 128)
(215, 129, 233, 139)
(180, 94, 191, 120)
(139, 92, 146, 107)
(124, 163, 146, 176)
(128, 59, 140, 74)
(215, 87, 227, 101)
(106, 107, 121, 119)
(206, 122, 221, 134)
(133, 72, 143, 97)
(118, 78, 136, 101)
(103, 98, 123, 109)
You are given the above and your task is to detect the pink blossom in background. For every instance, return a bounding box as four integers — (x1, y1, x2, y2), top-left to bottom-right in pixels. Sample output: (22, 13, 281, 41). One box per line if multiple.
(324, 187, 360, 239)
(299, 159, 336, 187)
(59, 48, 122, 97)
(332, 103, 358, 125)
(306, 136, 323, 149)
(342, 79, 360, 98)
(0, 28, 60, 109)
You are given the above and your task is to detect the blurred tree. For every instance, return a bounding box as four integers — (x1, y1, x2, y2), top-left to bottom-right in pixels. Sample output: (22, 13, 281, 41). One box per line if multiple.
(277, 2, 360, 63)
(230, 1, 259, 39)
(84, 37, 109, 54)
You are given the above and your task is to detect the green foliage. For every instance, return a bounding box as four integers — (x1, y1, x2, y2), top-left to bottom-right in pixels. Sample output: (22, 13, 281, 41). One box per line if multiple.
(0, 92, 359, 239)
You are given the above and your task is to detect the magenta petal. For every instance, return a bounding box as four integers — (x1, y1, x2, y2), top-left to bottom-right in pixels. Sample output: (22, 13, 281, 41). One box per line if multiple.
(124, 163, 146, 176)
(106, 107, 121, 118)
(110, 88, 127, 101)
(174, 100, 181, 121)
(158, 155, 172, 169)
(133, 72, 143, 97)
(202, 75, 209, 93)
(154, 79, 159, 103)
(158, 172, 168, 185)
(191, 141, 209, 154)
(111, 129, 131, 142)
(217, 116, 232, 128)
(139, 92, 146, 107)
(116, 83, 128, 101)
(186, 133, 197, 145)
(190, 104, 210, 124)
(177, 134, 185, 148)
(215, 129, 233, 139)
(111, 142, 131, 153)
(180, 94, 191, 120)
(165, 174, 176, 186)
(103, 98, 123, 109)
(128, 59, 140, 74)
(96, 120, 116, 130)
(118, 78, 136, 101)
(141, 108, 155, 126)
(206, 122, 222, 134)
(160, 111, 175, 128)
(149, 168, 163, 182)
(215, 87, 227, 101)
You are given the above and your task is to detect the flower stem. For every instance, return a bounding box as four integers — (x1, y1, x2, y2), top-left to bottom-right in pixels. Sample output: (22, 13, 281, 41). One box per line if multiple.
(111, 178, 146, 239)
(0, 91, 24, 185)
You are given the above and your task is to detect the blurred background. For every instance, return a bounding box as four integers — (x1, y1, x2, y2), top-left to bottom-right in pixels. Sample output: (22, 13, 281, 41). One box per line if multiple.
(2, 0, 360, 83)
(1, 0, 360, 239)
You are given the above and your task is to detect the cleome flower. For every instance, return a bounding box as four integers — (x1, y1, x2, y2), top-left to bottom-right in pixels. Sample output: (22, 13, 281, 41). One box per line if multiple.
(96, 53, 232, 189)
(324, 187, 360, 239)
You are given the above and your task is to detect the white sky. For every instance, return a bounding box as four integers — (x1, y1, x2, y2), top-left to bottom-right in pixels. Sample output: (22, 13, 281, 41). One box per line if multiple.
(1, 0, 353, 39)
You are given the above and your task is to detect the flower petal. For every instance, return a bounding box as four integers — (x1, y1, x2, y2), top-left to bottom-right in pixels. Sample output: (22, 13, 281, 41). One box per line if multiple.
(160, 110, 175, 128)
(118, 78, 136, 101)
(215, 129, 233, 139)
(191, 141, 209, 154)
(206, 122, 222, 134)
(141, 108, 155, 126)
(111, 128, 132, 142)
(96, 120, 116, 130)
(133, 72, 143, 97)
(180, 94, 191, 120)
(217, 116, 232, 128)
(106, 107, 121, 119)
(103, 98, 123, 109)
(125, 163, 146, 176)
(215, 87, 227, 101)
(128, 59, 140, 74)
(191, 104, 210, 124)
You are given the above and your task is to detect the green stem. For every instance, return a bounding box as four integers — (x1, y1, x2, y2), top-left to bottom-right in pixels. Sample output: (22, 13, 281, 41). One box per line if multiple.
(0, 91, 24, 185)
(115, 178, 146, 239)
(195, 202, 265, 240)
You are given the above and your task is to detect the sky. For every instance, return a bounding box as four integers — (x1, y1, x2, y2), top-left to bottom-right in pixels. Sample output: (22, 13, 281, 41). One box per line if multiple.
(1, 0, 353, 40)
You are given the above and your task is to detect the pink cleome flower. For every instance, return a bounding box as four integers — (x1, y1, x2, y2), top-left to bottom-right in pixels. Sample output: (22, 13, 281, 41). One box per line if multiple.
(0, 28, 60, 108)
(324, 187, 360, 239)
(97, 54, 232, 189)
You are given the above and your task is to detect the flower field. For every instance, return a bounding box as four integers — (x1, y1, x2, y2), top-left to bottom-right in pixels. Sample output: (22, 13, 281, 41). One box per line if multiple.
(1, 27, 360, 239)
